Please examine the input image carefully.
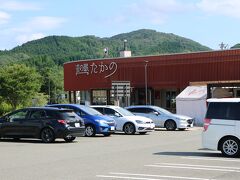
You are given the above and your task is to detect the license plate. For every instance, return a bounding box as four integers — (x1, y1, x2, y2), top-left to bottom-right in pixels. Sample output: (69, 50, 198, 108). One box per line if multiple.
(110, 126, 115, 130)
(75, 123, 80, 127)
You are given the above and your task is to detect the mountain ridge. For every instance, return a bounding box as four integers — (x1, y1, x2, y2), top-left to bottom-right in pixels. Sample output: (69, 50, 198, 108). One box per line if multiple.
(0, 29, 212, 65)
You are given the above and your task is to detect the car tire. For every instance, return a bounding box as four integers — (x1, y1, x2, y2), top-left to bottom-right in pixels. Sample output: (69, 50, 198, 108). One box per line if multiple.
(139, 132, 147, 135)
(220, 137, 240, 157)
(123, 123, 136, 135)
(41, 128, 55, 143)
(64, 136, 76, 142)
(165, 120, 177, 131)
(85, 125, 96, 137)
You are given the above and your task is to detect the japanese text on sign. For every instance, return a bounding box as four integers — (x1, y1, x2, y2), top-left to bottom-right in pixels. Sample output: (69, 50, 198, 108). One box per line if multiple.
(76, 62, 117, 78)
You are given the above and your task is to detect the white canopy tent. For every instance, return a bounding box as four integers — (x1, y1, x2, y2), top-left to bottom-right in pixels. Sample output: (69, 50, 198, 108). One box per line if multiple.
(176, 86, 207, 126)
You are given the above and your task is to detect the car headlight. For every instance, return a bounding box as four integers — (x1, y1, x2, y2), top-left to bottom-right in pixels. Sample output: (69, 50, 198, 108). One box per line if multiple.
(96, 120, 108, 124)
(136, 120, 144, 124)
(179, 119, 187, 122)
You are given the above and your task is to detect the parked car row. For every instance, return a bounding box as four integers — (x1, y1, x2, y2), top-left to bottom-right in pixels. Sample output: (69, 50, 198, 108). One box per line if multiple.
(47, 104, 116, 137)
(2, 98, 240, 158)
(0, 104, 194, 143)
(91, 105, 155, 135)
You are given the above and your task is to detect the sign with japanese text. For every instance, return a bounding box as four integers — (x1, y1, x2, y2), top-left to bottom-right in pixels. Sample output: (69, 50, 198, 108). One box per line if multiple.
(75, 61, 117, 78)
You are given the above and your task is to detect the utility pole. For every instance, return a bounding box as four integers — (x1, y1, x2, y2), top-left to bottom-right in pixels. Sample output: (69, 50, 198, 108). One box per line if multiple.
(219, 42, 228, 50)
(144, 60, 149, 105)
(48, 78, 51, 104)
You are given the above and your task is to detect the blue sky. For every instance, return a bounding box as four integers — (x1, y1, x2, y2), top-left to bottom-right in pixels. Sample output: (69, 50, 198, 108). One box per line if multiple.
(0, 0, 239, 50)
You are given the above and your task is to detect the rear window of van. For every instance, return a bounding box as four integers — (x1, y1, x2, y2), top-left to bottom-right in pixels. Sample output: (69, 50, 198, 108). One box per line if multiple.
(206, 102, 240, 120)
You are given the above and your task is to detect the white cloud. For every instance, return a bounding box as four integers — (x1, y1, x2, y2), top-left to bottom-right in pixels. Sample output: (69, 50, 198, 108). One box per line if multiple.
(16, 33, 45, 45)
(3, 16, 66, 36)
(197, 0, 240, 19)
(0, 16, 67, 49)
(27, 16, 67, 31)
(0, 11, 11, 24)
(12, 16, 66, 45)
(0, 0, 41, 11)
(128, 0, 194, 24)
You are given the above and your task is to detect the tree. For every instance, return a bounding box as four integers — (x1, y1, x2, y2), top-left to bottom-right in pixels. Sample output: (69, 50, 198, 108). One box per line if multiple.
(47, 65, 64, 104)
(0, 64, 42, 109)
(22, 56, 64, 104)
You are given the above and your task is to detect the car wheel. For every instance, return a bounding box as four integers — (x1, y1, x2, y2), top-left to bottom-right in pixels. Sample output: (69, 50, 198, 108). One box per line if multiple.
(123, 123, 136, 135)
(220, 137, 240, 157)
(64, 136, 76, 142)
(85, 125, 96, 137)
(139, 132, 147, 135)
(165, 120, 177, 131)
(41, 128, 55, 143)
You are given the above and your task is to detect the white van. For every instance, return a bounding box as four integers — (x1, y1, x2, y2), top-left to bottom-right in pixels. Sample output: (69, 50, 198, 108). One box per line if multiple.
(202, 98, 240, 157)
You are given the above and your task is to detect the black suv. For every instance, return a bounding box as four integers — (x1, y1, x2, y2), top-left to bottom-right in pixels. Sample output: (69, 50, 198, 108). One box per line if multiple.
(0, 107, 85, 143)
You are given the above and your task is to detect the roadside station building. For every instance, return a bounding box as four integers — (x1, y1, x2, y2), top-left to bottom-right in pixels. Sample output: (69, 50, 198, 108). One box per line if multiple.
(64, 49, 240, 112)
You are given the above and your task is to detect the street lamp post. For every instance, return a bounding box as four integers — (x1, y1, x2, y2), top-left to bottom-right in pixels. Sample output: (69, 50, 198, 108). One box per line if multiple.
(144, 60, 149, 105)
(48, 78, 51, 104)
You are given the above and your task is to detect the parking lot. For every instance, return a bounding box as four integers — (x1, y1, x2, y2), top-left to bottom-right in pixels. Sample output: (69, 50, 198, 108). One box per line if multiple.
(1, 127, 240, 180)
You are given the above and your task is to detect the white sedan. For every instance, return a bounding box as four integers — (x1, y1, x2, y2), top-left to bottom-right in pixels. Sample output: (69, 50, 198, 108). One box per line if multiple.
(126, 105, 194, 131)
(91, 105, 155, 135)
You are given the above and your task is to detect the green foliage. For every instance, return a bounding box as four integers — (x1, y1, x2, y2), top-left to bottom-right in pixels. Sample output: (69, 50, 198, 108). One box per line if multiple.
(0, 96, 13, 116)
(0, 53, 30, 66)
(27, 93, 48, 107)
(231, 44, 240, 49)
(21, 56, 64, 104)
(5, 29, 211, 65)
(0, 64, 42, 109)
(47, 65, 64, 104)
(0, 101, 12, 116)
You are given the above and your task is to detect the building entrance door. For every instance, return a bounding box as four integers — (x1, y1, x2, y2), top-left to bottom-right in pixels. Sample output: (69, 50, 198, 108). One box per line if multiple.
(92, 90, 107, 105)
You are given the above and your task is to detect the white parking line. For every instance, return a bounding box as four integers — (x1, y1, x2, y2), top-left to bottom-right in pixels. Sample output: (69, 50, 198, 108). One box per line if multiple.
(109, 172, 214, 180)
(145, 163, 240, 173)
(155, 163, 240, 170)
(96, 172, 214, 180)
(96, 175, 165, 180)
(182, 157, 240, 162)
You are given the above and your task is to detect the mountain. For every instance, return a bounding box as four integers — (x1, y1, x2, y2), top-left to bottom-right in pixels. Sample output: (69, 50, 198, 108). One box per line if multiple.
(0, 29, 211, 65)
(231, 44, 240, 49)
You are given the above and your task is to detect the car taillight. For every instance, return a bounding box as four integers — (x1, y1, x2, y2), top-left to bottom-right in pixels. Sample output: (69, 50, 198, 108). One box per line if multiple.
(58, 120, 67, 125)
(203, 118, 211, 131)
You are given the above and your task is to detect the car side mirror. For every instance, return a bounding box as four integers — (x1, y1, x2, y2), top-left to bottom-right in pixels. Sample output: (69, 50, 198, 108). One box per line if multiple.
(153, 111, 160, 116)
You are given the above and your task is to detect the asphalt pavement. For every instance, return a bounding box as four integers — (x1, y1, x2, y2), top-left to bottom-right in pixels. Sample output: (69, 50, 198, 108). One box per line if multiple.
(0, 127, 239, 180)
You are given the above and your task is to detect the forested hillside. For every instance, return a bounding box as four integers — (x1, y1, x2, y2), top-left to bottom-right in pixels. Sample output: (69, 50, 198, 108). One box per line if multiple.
(231, 44, 240, 49)
(0, 29, 211, 65)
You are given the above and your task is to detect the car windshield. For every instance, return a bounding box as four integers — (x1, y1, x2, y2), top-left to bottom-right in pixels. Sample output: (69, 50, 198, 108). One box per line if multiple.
(154, 106, 173, 115)
(115, 107, 134, 116)
(80, 105, 103, 116)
